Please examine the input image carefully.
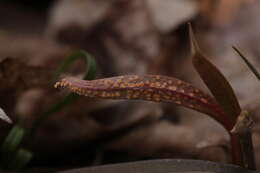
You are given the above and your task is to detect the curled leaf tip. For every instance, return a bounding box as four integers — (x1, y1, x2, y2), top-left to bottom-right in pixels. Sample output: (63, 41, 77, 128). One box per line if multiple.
(188, 23, 200, 56)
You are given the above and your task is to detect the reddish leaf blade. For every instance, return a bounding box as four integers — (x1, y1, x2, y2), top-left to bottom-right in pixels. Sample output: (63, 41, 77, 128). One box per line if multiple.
(189, 24, 241, 124)
(55, 75, 232, 129)
(189, 24, 247, 168)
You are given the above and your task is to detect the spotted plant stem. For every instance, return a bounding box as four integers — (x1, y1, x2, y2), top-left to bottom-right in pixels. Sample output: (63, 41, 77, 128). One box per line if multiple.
(54, 75, 232, 130)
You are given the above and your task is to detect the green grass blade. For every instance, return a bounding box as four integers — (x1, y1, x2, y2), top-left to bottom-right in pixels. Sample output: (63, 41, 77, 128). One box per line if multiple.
(54, 50, 96, 81)
(28, 50, 97, 140)
(8, 148, 33, 170)
(1, 125, 25, 153)
(1, 125, 25, 169)
(233, 46, 260, 81)
(2, 51, 96, 170)
(41, 50, 97, 119)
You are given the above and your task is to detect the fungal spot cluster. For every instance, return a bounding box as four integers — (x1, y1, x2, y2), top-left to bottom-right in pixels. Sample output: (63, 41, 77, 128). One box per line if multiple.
(54, 75, 224, 118)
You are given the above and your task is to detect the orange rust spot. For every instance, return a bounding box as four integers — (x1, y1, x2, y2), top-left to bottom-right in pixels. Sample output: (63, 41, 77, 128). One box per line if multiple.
(134, 83, 139, 87)
(101, 92, 106, 97)
(152, 94, 161, 102)
(189, 93, 194, 97)
(77, 88, 83, 94)
(188, 104, 194, 108)
(117, 79, 123, 83)
(127, 90, 134, 94)
(176, 101, 182, 105)
(143, 90, 149, 94)
(168, 80, 173, 85)
(106, 80, 113, 85)
(115, 92, 121, 97)
(132, 75, 139, 80)
(128, 83, 135, 87)
(163, 95, 170, 100)
(120, 83, 127, 88)
(113, 83, 119, 87)
(155, 82, 161, 87)
(54, 83, 59, 88)
(153, 94, 160, 98)
(93, 91, 99, 95)
(139, 82, 145, 87)
(201, 98, 208, 103)
(145, 81, 150, 85)
(162, 82, 167, 87)
(148, 89, 154, 92)
(150, 83, 156, 87)
(54, 75, 224, 126)
(146, 97, 152, 101)
(146, 93, 152, 97)
(132, 95, 138, 99)
(154, 97, 161, 102)
(169, 86, 177, 91)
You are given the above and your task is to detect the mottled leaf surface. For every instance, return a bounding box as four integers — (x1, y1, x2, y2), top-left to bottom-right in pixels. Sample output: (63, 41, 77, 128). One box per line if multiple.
(55, 75, 232, 129)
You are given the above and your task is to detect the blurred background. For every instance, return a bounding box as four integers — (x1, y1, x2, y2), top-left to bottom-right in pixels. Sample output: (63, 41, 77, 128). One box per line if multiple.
(1, 0, 260, 172)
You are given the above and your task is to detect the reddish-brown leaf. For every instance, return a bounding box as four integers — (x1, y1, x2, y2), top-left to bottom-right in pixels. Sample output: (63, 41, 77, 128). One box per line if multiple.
(54, 75, 232, 129)
(189, 24, 247, 167)
(189, 24, 241, 124)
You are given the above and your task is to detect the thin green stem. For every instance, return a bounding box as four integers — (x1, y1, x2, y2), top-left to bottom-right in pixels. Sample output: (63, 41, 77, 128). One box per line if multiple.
(27, 50, 96, 142)
(233, 46, 260, 81)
